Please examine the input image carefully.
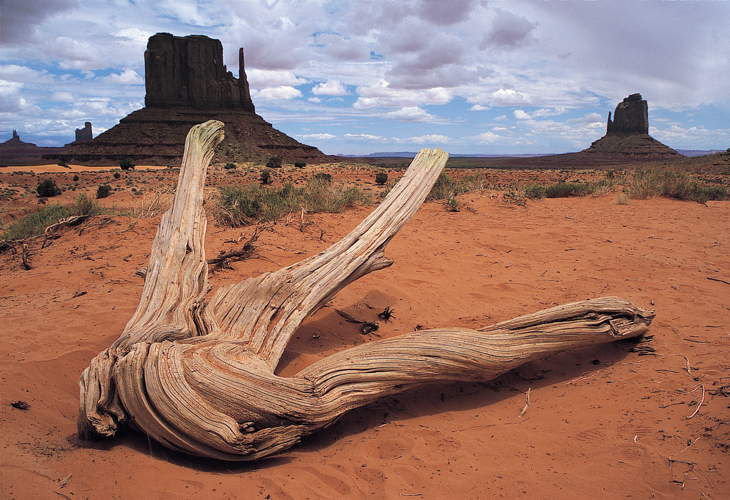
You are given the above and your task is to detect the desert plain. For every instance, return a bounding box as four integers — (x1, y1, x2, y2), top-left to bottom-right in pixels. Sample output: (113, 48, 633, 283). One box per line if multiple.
(0, 155, 729, 499)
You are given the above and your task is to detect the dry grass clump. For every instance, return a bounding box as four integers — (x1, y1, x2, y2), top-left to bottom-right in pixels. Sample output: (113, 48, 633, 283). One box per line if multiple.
(210, 177, 371, 227)
(130, 187, 175, 218)
(628, 167, 727, 204)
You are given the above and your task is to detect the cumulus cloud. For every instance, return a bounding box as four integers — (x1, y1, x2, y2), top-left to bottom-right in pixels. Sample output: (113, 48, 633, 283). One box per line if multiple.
(481, 9, 536, 50)
(0, 0, 79, 44)
(105, 70, 144, 85)
(514, 110, 531, 120)
(247, 70, 308, 88)
(417, 0, 478, 26)
(313, 33, 370, 61)
(385, 107, 435, 122)
(252, 86, 303, 100)
(312, 80, 349, 96)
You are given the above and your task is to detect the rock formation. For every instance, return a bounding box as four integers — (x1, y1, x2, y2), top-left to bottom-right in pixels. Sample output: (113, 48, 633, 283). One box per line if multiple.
(48, 33, 328, 165)
(607, 93, 648, 134)
(583, 93, 680, 159)
(145, 33, 254, 112)
(75, 122, 93, 142)
(0, 131, 63, 165)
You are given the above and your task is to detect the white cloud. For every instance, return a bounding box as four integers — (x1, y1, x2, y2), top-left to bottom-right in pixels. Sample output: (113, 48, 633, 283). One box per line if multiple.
(405, 134, 451, 144)
(385, 106, 435, 122)
(475, 131, 503, 143)
(300, 133, 336, 140)
(344, 133, 387, 141)
(312, 80, 348, 96)
(514, 110, 531, 120)
(104, 70, 143, 85)
(247, 69, 308, 88)
(252, 86, 303, 100)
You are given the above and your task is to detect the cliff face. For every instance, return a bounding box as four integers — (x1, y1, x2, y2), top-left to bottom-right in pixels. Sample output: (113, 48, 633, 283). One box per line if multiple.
(144, 33, 254, 112)
(47, 34, 328, 165)
(607, 93, 648, 135)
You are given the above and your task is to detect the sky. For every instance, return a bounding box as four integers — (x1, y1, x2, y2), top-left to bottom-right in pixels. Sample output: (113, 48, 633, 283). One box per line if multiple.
(1, 0, 729, 156)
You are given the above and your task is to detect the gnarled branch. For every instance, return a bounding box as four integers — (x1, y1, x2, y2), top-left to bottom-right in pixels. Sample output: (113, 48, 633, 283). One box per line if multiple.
(79, 120, 655, 460)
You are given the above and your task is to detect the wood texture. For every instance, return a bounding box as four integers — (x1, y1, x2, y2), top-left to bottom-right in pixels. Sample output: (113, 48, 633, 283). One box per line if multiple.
(78, 120, 655, 460)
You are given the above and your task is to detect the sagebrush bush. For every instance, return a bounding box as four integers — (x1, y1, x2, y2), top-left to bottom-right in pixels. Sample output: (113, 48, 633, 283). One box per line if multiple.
(266, 156, 282, 169)
(294, 161, 306, 169)
(224, 162, 237, 170)
(96, 184, 112, 199)
(260, 169, 272, 185)
(375, 172, 388, 185)
(120, 158, 135, 170)
(36, 179, 61, 197)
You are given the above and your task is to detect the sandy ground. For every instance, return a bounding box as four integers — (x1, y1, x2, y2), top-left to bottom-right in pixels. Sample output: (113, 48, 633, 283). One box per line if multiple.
(1, 164, 729, 500)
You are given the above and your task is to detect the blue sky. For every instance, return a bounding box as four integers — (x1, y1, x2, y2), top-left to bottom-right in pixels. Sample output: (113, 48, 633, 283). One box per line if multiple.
(1, 0, 729, 155)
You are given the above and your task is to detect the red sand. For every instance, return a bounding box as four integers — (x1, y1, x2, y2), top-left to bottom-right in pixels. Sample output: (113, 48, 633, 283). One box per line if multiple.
(1, 170, 729, 499)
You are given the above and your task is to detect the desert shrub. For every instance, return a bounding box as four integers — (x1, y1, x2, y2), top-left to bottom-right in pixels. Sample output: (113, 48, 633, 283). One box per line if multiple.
(313, 172, 332, 183)
(58, 162, 70, 169)
(266, 156, 282, 169)
(224, 162, 237, 170)
(628, 167, 728, 204)
(96, 184, 112, 199)
(525, 183, 546, 199)
(120, 158, 135, 170)
(68, 193, 105, 217)
(427, 172, 485, 201)
(113, 172, 121, 179)
(211, 179, 371, 227)
(36, 179, 62, 197)
(73, 174, 79, 182)
(445, 196, 460, 212)
(294, 161, 306, 169)
(545, 181, 589, 198)
(260, 169, 272, 185)
(375, 172, 388, 185)
(0, 203, 68, 241)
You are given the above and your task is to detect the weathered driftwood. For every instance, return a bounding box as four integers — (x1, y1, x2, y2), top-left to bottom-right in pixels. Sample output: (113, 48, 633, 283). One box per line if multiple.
(78, 120, 655, 461)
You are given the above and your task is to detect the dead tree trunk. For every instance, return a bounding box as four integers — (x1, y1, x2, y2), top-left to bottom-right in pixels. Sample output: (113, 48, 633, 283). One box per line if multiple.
(78, 120, 655, 461)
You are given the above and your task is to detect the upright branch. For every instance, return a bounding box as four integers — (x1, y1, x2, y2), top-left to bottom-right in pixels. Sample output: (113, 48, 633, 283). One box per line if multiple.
(78, 120, 655, 461)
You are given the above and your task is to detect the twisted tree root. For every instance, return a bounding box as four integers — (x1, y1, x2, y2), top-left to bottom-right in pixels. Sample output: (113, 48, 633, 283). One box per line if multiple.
(78, 120, 655, 460)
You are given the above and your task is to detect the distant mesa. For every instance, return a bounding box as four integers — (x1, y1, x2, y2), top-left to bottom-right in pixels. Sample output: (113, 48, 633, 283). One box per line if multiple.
(48, 33, 328, 166)
(0, 130, 63, 165)
(583, 93, 681, 159)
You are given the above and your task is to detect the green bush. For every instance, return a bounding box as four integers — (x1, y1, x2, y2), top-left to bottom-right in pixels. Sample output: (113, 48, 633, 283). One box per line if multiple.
(73, 174, 79, 182)
(260, 169, 272, 185)
(113, 172, 121, 179)
(120, 158, 135, 170)
(36, 179, 62, 197)
(0, 194, 105, 242)
(224, 162, 237, 170)
(525, 183, 546, 199)
(294, 161, 306, 169)
(375, 172, 388, 185)
(266, 156, 282, 169)
(545, 182, 589, 198)
(96, 184, 112, 199)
